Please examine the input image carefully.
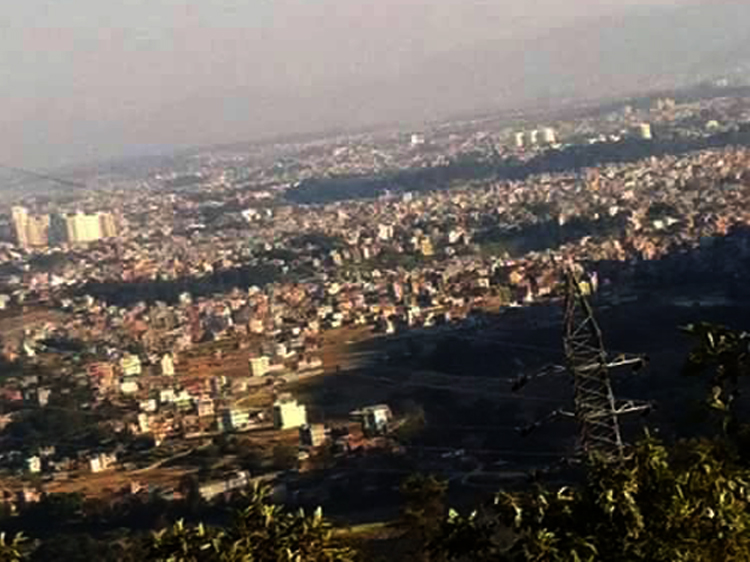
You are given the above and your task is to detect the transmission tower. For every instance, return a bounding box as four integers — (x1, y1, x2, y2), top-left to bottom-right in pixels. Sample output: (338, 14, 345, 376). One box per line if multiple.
(563, 267, 648, 459)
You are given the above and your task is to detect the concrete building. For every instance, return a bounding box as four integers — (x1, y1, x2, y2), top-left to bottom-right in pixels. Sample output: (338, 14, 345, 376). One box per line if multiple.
(99, 212, 118, 238)
(353, 404, 393, 436)
(541, 127, 557, 145)
(197, 398, 215, 418)
(638, 123, 653, 140)
(513, 132, 525, 149)
(410, 133, 426, 147)
(137, 412, 150, 433)
(120, 354, 142, 376)
(199, 471, 250, 501)
(89, 452, 117, 473)
(300, 424, 327, 447)
(160, 353, 175, 376)
(120, 380, 139, 395)
(222, 408, 251, 431)
(420, 238, 434, 257)
(249, 356, 270, 377)
(64, 211, 103, 244)
(12, 207, 49, 248)
(26, 456, 41, 474)
(378, 224, 394, 241)
(11, 207, 29, 247)
(273, 397, 308, 430)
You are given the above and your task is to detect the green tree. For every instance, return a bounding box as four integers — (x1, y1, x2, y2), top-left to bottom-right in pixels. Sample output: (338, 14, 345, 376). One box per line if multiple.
(399, 475, 447, 561)
(0, 533, 24, 562)
(430, 436, 750, 562)
(681, 322, 750, 434)
(147, 484, 356, 561)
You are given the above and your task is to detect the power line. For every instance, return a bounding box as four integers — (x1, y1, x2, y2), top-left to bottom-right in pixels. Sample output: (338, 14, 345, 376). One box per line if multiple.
(402, 445, 565, 458)
(340, 371, 562, 403)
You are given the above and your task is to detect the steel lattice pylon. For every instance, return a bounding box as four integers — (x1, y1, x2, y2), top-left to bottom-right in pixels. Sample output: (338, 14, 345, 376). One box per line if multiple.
(564, 268, 625, 458)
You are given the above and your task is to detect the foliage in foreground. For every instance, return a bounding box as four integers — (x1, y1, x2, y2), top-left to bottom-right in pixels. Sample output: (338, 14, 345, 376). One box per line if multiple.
(432, 435, 750, 562)
(147, 485, 356, 562)
(0, 533, 24, 562)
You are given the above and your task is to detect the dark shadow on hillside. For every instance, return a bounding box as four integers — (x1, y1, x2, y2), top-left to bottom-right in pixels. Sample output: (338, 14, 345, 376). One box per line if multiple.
(293, 226, 750, 486)
(73, 263, 283, 307)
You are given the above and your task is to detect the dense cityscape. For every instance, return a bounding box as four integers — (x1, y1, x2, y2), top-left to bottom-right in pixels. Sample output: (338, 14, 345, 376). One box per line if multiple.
(5, 80, 750, 558)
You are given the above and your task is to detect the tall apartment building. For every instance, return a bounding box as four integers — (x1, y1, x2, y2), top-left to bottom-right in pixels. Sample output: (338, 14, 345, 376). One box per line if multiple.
(100, 212, 118, 238)
(65, 211, 102, 243)
(11, 206, 49, 248)
(11, 207, 29, 247)
(638, 123, 653, 140)
(59, 211, 118, 244)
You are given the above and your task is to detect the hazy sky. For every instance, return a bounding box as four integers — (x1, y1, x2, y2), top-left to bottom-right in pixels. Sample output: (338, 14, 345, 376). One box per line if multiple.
(0, 0, 695, 168)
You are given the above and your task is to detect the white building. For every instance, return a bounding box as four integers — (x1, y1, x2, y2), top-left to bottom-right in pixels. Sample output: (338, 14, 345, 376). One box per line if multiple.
(300, 424, 328, 448)
(197, 398, 215, 418)
(273, 397, 308, 430)
(249, 356, 270, 378)
(90, 452, 117, 473)
(199, 471, 251, 501)
(120, 379, 139, 395)
(140, 398, 158, 413)
(137, 412, 150, 434)
(638, 123, 653, 140)
(161, 354, 175, 376)
(26, 456, 41, 474)
(541, 127, 557, 144)
(120, 354, 142, 376)
(378, 224, 394, 241)
(64, 211, 103, 244)
(222, 408, 251, 431)
(356, 404, 393, 435)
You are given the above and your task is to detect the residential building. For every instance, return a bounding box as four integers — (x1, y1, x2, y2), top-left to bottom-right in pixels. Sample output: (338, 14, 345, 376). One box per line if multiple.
(64, 211, 103, 244)
(120, 354, 142, 376)
(300, 424, 327, 447)
(12, 207, 49, 247)
(26, 456, 41, 474)
(222, 408, 251, 431)
(160, 353, 175, 376)
(273, 397, 308, 430)
(353, 404, 393, 436)
(541, 127, 557, 144)
(249, 355, 270, 377)
(199, 471, 251, 501)
(89, 452, 117, 473)
(99, 212, 118, 238)
(197, 398, 215, 418)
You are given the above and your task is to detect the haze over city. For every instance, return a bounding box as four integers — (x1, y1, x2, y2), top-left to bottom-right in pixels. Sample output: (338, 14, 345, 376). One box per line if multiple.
(0, 0, 739, 168)
(6, 1, 750, 559)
